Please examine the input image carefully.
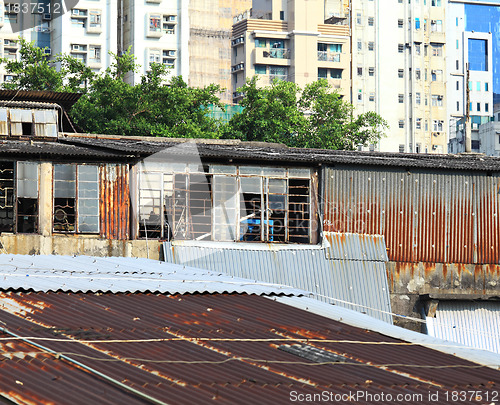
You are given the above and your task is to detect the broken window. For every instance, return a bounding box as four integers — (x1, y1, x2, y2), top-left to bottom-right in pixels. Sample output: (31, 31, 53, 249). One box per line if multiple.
(0, 162, 14, 232)
(137, 164, 314, 243)
(16, 162, 39, 233)
(53, 164, 99, 233)
(138, 165, 212, 240)
(0, 161, 39, 234)
(211, 165, 313, 243)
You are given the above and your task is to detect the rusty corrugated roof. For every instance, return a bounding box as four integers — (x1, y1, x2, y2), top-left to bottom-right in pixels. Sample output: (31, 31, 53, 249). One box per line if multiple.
(0, 292, 498, 405)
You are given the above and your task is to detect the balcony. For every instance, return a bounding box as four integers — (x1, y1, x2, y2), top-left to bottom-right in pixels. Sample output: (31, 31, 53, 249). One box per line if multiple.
(253, 48, 290, 66)
(317, 51, 341, 63)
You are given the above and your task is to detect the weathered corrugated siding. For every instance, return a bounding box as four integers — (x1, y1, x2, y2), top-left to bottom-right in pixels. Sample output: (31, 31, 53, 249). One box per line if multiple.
(99, 164, 129, 240)
(323, 166, 500, 264)
(163, 234, 393, 323)
(426, 301, 500, 354)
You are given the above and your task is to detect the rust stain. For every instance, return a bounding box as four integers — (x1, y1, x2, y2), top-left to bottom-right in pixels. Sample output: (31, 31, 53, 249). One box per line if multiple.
(442, 264, 448, 279)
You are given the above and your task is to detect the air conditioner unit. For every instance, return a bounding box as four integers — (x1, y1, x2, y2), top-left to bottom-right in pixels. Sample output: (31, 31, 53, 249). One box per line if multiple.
(44, 48, 51, 55)
(168, 50, 175, 56)
(72, 44, 80, 51)
(72, 9, 80, 16)
(431, 20, 436, 24)
(43, 13, 51, 20)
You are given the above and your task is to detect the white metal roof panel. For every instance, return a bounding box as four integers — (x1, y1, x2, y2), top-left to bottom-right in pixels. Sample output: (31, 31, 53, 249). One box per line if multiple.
(0, 254, 308, 297)
(426, 300, 500, 355)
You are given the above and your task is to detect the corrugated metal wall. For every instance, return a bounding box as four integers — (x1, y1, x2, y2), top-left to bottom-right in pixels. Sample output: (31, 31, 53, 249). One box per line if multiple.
(163, 233, 393, 323)
(323, 166, 500, 264)
(426, 301, 500, 354)
(99, 164, 129, 240)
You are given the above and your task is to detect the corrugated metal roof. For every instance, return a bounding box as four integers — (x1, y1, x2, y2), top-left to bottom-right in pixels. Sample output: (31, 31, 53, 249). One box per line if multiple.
(0, 254, 307, 296)
(58, 135, 500, 171)
(0, 90, 81, 109)
(426, 301, 500, 354)
(0, 292, 498, 405)
(163, 236, 392, 323)
(0, 140, 129, 159)
(276, 295, 500, 368)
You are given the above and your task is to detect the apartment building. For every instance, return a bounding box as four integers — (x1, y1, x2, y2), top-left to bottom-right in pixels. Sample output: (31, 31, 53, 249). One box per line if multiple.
(0, 0, 116, 82)
(231, 0, 351, 102)
(120, 0, 188, 84)
(353, 0, 448, 153)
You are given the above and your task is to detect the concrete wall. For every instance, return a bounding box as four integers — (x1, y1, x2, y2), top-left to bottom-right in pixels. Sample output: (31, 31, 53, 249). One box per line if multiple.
(0, 234, 162, 260)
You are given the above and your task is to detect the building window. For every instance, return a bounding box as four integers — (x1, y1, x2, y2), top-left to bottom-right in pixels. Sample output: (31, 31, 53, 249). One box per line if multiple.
(89, 45, 101, 63)
(398, 19, 403, 28)
(477, 102, 481, 111)
(357, 41, 362, 51)
(485, 103, 489, 112)
(415, 44, 421, 55)
(416, 93, 421, 104)
(477, 81, 481, 91)
(331, 69, 342, 79)
(431, 0, 441, 6)
(457, 101, 460, 111)
(0, 162, 40, 234)
(138, 164, 314, 243)
(415, 68, 421, 80)
(415, 18, 420, 29)
(255, 65, 267, 74)
(279, 10, 284, 20)
(485, 82, 489, 91)
(149, 15, 161, 33)
(368, 17, 374, 26)
(416, 118, 422, 129)
(431, 94, 443, 107)
(318, 68, 328, 79)
(431, 70, 442, 81)
(398, 94, 404, 103)
(398, 44, 404, 53)
(89, 10, 101, 28)
(368, 42, 374, 51)
(357, 67, 363, 76)
(369, 93, 375, 102)
(430, 20, 442, 32)
(398, 69, 404, 78)
(433, 120, 443, 132)
(53, 164, 99, 234)
(398, 120, 404, 128)
(368, 67, 375, 76)
(399, 144, 405, 153)
(149, 49, 160, 66)
(356, 13, 361, 25)
(255, 39, 267, 48)
(431, 44, 443, 57)
(456, 81, 459, 90)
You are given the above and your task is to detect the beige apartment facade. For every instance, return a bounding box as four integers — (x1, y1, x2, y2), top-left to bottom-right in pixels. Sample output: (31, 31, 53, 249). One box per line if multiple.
(231, 0, 351, 102)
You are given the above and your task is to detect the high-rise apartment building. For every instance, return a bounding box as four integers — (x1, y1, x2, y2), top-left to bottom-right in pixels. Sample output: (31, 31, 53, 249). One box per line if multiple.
(0, 0, 117, 82)
(231, 0, 351, 103)
(353, 0, 448, 153)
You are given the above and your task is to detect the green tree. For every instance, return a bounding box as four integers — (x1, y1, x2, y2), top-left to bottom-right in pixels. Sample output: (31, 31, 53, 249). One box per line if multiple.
(1, 38, 93, 92)
(225, 77, 388, 150)
(70, 53, 224, 138)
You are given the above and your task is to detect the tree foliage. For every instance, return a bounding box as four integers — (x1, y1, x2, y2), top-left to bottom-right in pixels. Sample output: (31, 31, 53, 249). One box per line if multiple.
(225, 77, 388, 150)
(2, 40, 388, 149)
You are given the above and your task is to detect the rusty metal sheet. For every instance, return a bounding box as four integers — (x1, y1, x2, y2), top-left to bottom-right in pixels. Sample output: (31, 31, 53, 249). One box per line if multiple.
(99, 164, 130, 240)
(322, 166, 500, 265)
(163, 240, 392, 323)
(0, 292, 498, 405)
